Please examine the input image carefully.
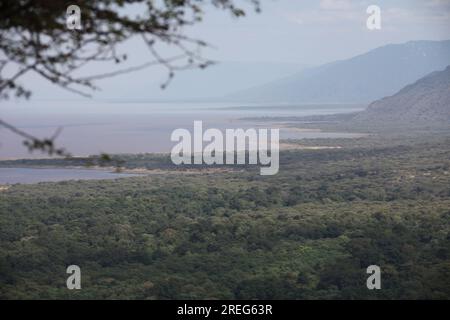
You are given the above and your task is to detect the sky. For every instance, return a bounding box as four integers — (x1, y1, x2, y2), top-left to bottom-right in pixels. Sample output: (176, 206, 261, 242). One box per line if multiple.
(5, 0, 450, 101)
(188, 0, 450, 64)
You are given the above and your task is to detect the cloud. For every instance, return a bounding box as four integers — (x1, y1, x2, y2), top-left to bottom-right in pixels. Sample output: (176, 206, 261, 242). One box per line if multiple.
(427, 0, 450, 9)
(286, 11, 362, 26)
(385, 5, 450, 25)
(285, 1, 450, 29)
(320, 0, 353, 11)
(286, 1, 364, 26)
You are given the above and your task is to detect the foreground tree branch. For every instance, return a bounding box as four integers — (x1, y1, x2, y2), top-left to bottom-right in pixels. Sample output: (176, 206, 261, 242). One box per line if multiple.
(0, 0, 260, 155)
(0, 118, 71, 156)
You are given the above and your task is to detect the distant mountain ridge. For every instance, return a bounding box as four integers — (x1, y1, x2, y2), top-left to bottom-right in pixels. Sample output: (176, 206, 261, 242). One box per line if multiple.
(351, 65, 450, 124)
(226, 40, 450, 104)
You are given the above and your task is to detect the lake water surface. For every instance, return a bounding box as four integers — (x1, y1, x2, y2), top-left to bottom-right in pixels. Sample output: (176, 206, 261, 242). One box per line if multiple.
(0, 101, 365, 159)
(1, 102, 365, 183)
(0, 167, 140, 184)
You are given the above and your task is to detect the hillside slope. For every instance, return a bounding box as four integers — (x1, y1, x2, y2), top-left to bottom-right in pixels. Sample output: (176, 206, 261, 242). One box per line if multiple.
(352, 66, 450, 124)
(227, 40, 450, 104)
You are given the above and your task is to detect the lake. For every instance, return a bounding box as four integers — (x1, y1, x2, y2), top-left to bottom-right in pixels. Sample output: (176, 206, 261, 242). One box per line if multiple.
(0, 102, 366, 183)
(0, 167, 140, 184)
(0, 101, 365, 159)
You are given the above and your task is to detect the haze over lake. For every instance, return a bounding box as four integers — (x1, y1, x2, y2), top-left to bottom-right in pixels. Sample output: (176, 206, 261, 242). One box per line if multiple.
(0, 101, 365, 159)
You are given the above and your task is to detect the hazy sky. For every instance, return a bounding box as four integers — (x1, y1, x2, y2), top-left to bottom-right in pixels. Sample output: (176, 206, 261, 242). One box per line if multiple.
(9, 0, 450, 101)
(189, 0, 450, 64)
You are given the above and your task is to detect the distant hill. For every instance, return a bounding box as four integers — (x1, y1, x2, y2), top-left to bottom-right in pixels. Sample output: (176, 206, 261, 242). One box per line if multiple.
(226, 40, 450, 104)
(25, 61, 306, 101)
(351, 66, 450, 125)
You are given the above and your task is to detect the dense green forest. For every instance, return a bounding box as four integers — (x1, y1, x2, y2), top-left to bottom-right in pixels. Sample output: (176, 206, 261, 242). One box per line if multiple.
(0, 134, 449, 299)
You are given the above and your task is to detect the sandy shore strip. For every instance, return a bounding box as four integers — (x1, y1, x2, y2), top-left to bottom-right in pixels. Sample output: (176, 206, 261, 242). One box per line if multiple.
(279, 142, 342, 150)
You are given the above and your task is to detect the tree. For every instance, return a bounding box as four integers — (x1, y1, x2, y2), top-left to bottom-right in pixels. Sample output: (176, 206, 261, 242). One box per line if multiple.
(0, 0, 260, 155)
